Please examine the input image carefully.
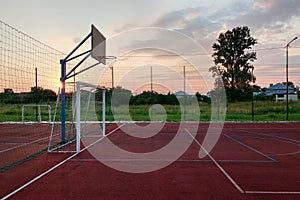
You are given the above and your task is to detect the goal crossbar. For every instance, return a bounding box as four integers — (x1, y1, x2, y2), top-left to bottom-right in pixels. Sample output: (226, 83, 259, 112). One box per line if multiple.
(75, 82, 106, 153)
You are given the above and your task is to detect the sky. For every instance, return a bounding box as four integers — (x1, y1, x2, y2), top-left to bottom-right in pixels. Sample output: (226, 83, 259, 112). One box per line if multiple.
(1, 0, 300, 93)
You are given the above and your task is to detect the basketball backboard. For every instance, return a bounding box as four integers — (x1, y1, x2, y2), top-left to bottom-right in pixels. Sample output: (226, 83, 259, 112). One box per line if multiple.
(91, 24, 106, 65)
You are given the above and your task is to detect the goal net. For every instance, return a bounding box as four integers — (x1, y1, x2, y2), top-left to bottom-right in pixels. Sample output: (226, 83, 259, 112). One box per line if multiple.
(48, 82, 106, 153)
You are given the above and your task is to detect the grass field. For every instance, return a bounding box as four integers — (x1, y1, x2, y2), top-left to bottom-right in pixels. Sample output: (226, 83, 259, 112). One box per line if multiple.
(0, 100, 299, 122)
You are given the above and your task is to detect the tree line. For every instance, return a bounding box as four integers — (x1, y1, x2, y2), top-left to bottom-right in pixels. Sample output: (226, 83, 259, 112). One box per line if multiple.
(0, 87, 56, 104)
(96, 86, 210, 106)
(0, 86, 210, 105)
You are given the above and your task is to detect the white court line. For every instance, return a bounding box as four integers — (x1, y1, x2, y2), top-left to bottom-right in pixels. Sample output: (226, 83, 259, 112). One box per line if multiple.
(187, 129, 300, 195)
(0, 133, 60, 153)
(1, 124, 125, 200)
(69, 158, 274, 163)
(245, 191, 300, 194)
(226, 128, 300, 144)
(255, 130, 300, 143)
(223, 134, 277, 162)
(225, 127, 300, 130)
(228, 134, 300, 157)
(184, 128, 245, 194)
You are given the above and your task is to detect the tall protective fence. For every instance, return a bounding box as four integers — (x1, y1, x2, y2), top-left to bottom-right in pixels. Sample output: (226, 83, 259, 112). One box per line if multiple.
(0, 20, 70, 171)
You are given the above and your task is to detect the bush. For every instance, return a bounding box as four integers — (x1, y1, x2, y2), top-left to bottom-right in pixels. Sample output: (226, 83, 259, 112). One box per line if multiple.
(253, 94, 267, 101)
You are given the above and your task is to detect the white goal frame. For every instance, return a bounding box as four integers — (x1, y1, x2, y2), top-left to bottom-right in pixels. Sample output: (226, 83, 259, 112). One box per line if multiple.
(48, 81, 106, 154)
(75, 82, 106, 153)
(22, 104, 51, 123)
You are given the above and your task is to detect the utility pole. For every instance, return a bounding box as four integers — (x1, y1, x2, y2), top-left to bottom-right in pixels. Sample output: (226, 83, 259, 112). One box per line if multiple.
(286, 37, 297, 121)
(183, 66, 186, 121)
(35, 67, 38, 122)
(109, 58, 116, 89)
(150, 66, 153, 92)
(250, 66, 254, 121)
(110, 65, 114, 88)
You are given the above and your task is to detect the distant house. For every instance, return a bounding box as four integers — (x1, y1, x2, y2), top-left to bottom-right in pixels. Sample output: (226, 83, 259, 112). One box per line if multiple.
(265, 83, 297, 101)
(174, 91, 189, 98)
(4, 88, 13, 93)
(253, 91, 263, 96)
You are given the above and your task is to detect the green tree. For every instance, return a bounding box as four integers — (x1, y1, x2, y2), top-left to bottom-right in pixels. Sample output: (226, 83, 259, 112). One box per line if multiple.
(24, 87, 57, 103)
(195, 92, 210, 103)
(0, 88, 20, 103)
(210, 26, 257, 102)
(96, 87, 132, 106)
(130, 91, 179, 105)
(130, 91, 155, 105)
(112, 86, 132, 106)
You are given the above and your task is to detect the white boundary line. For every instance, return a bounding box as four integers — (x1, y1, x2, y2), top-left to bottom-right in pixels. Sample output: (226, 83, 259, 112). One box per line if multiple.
(0, 124, 125, 200)
(252, 130, 300, 143)
(227, 134, 300, 156)
(226, 128, 300, 143)
(0, 133, 60, 153)
(245, 191, 300, 194)
(69, 158, 274, 163)
(185, 128, 300, 195)
(184, 128, 244, 193)
(224, 131, 300, 195)
(223, 134, 277, 162)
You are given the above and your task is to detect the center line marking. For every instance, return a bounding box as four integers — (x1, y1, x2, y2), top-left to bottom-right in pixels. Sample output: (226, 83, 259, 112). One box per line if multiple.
(185, 128, 244, 194)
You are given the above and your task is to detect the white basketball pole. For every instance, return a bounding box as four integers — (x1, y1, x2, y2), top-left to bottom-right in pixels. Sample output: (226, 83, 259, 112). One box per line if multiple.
(76, 83, 81, 153)
(102, 89, 106, 136)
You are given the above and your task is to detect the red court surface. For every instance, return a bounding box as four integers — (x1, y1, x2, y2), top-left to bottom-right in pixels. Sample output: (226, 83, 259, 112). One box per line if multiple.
(0, 122, 299, 199)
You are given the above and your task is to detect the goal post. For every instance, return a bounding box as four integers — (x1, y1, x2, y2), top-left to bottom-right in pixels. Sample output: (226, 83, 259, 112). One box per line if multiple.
(75, 82, 106, 153)
(48, 81, 106, 153)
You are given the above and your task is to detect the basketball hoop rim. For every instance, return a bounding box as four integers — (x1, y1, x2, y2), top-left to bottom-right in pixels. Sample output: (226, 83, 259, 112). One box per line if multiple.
(105, 56, 117, 59)
(94, 56, 116, 60)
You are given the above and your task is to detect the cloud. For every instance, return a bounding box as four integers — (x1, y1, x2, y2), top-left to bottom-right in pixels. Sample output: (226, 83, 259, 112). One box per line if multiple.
(151, 7, 224, 51)
(113, 1, 298, 52)
(224, 0, 300, 43)
(150, 0, 300, 45)
(112, 0, 300, 87)
(114, 23, 139, 33)
(152, 10, 186, 28)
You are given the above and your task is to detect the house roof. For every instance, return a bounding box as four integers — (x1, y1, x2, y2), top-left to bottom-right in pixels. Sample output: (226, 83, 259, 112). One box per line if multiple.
(265, 83, 295, 96)
(174, 91, 187, 96)
(267, 83, 294, 90)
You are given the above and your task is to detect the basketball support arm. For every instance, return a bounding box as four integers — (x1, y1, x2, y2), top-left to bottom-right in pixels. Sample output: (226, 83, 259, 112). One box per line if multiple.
(59, 32, 103, 143)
